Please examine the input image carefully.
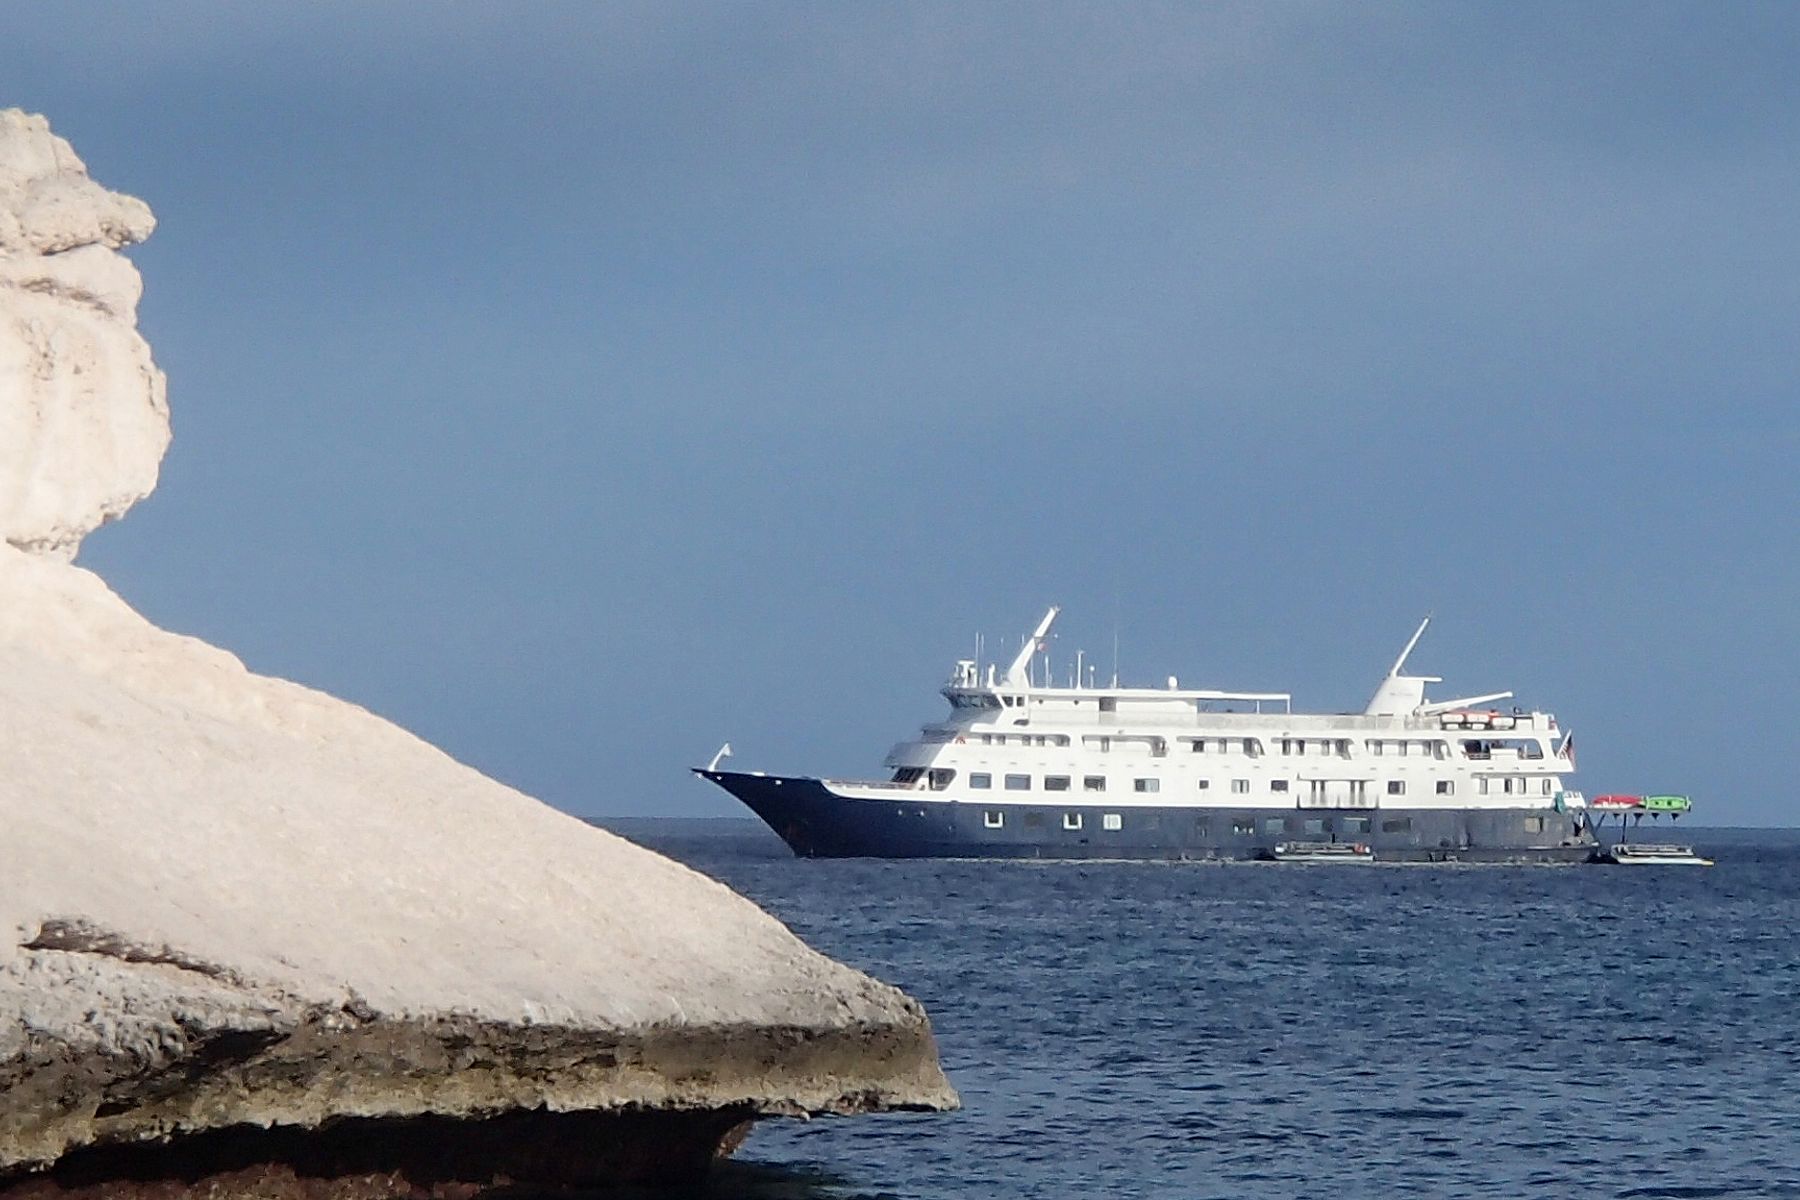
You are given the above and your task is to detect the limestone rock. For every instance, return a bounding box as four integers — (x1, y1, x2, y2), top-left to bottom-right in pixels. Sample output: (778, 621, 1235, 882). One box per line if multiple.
(0, 546, 956, 1188)
(0, 109, 168, 560)
(0, 112, 954, 1196)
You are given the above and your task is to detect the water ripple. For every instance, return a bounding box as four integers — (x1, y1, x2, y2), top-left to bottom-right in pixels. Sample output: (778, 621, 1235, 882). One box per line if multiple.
(620, 824, 1800, 1200)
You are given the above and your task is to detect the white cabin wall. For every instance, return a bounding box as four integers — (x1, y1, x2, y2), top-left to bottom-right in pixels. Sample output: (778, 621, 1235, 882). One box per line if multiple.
(879, 686, 1573, 811)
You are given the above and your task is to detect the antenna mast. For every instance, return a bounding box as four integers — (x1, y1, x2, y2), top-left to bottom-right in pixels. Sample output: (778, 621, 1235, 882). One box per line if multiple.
(1003, 607, 1060, 689)
(1111, 586, 1120, 687)
(1388, 615, 1433, 678)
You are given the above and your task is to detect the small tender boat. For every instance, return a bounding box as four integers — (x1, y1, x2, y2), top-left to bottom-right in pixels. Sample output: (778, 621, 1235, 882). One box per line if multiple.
(1600, 843, 1713, 866)
(1641, 794, 1692, 815)
(1439, 709, 1503, 729)
(1271, 841, 1375, 863)
(1590, 794, 1644, 810)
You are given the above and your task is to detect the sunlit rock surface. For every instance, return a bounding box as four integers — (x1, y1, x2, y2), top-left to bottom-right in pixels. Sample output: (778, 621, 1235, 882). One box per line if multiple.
(0, 108, 167, 560)
(0, 112, 953, 1197)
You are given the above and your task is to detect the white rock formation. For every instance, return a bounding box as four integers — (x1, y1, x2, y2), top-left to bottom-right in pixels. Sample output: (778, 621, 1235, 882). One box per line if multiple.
(0, 112, 952, 1195)
(0, 108, 168, 559)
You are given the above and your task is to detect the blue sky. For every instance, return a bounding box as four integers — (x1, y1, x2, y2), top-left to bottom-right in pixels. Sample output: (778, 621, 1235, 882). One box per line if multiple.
(8, 3, 1797, 822)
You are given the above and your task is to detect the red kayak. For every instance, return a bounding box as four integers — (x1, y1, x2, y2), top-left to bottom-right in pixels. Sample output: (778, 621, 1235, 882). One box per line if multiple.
(1590, 794, 1644, 809)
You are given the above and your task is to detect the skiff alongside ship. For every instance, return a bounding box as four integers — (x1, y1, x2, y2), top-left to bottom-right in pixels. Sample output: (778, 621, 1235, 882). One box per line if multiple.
(1596, 842, 1714, 867)
(697, 608, 1605, 862)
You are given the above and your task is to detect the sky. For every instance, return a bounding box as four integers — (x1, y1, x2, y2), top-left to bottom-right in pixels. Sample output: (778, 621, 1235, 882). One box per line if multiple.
(6, 2, 1797, 822)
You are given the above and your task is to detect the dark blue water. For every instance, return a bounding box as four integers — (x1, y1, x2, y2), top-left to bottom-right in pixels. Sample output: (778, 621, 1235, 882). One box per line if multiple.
(607, 821, 1800, 1199)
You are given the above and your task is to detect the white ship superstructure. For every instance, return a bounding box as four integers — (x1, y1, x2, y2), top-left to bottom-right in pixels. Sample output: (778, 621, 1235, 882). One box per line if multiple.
(884, 607, 1578, 815)
(699, 608, 1594, 861)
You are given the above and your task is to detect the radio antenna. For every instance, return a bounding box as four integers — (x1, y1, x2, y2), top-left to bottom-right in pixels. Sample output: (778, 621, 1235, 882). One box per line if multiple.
(1111, 585, 1121, 688)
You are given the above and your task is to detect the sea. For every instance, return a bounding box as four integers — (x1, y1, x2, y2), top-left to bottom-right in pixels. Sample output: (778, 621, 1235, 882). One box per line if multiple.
(600, 820, 1800, 1200)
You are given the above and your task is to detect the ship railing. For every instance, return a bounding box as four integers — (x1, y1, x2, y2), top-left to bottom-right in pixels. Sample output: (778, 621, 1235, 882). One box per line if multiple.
(1429, 712, 1547, 731)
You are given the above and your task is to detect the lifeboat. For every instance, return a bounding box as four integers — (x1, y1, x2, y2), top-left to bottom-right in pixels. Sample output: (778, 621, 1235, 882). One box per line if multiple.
(1440, 709, 1506, 730)
(1641, 794, 1692, 814)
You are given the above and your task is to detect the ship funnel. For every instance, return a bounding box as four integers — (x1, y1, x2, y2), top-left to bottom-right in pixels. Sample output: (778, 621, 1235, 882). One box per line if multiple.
(1364, 616, 1442, 716)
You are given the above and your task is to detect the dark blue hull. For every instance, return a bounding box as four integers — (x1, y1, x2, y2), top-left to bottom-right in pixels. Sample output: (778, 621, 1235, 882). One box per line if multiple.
(695, 770, 1596, 863)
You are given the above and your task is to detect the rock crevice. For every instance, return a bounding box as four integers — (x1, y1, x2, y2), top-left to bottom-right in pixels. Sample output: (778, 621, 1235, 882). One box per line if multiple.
(24, 919, 244, 983)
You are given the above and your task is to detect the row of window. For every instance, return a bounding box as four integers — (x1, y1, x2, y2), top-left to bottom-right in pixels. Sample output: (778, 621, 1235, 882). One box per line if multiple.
(976, 810, 1555, 836)
(974, 733, 1074, 747)
(969, 772, 1223, 794)
(961, 772, 1555, 796)
(1191, 736, 1544, 759)
(984, 809, 1126, 831)
(959, 735, 1549, 759)
(891, 767, 958, 790)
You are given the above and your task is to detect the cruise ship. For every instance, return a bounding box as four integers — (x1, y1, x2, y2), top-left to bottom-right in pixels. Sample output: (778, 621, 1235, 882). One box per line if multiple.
(697, 609, 1596, 862)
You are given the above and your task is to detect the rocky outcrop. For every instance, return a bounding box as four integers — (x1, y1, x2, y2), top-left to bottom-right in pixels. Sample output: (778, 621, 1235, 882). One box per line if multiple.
(0, 112, 954, 1197)
(0, 108, 167, 559)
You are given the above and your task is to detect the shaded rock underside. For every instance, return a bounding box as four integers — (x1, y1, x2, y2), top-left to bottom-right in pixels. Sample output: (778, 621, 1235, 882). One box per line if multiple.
(2, 945, 951, 1190)
(0, 1107, 758, 1198)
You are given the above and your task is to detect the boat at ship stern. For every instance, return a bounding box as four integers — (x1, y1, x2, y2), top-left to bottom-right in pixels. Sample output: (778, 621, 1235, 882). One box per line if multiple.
(696, 607, 1598, 863)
